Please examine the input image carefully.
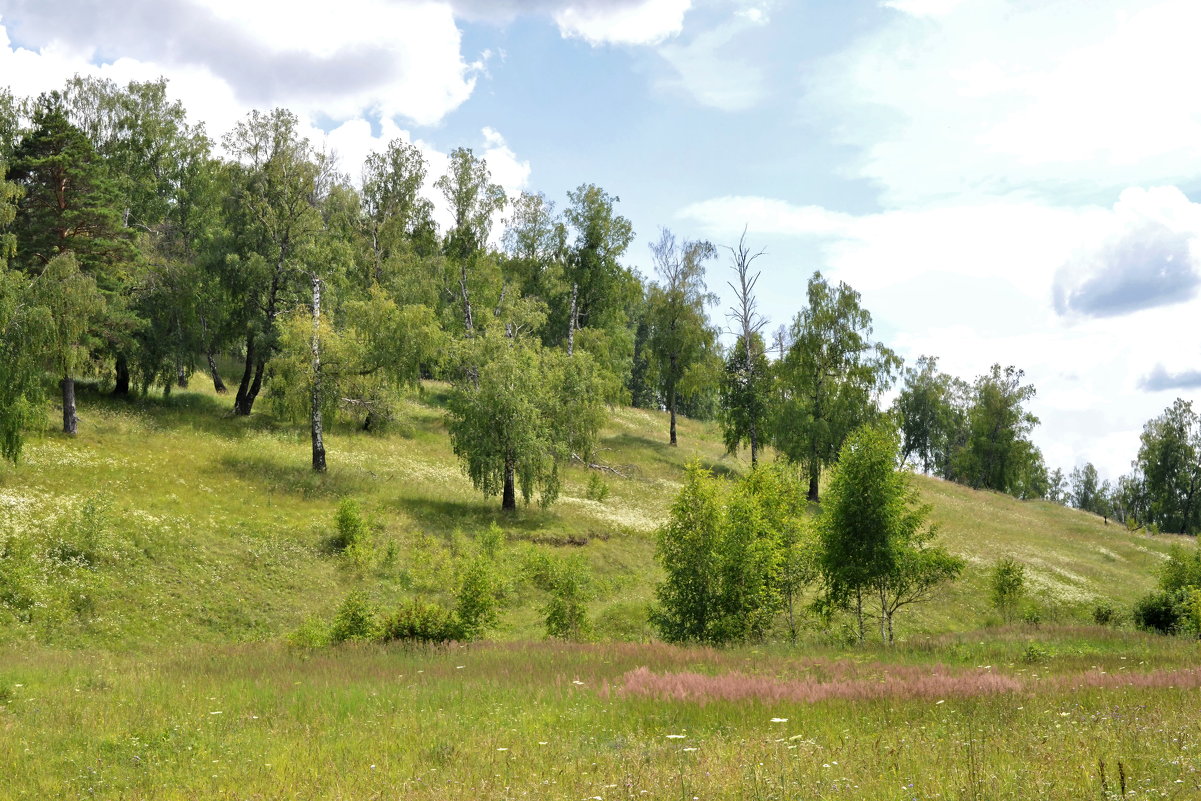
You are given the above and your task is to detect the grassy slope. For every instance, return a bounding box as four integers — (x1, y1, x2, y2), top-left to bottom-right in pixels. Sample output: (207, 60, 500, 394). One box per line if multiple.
(0, 379, 1189, 648)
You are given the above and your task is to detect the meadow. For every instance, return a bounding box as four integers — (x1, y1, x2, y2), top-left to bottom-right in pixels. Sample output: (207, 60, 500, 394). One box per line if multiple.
(0, 382, 1198, 798)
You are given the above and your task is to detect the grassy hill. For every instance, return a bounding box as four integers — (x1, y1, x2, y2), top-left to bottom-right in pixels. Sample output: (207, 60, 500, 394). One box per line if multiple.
(5, 382, 1201, 800)
(0, 379, 1187, 649)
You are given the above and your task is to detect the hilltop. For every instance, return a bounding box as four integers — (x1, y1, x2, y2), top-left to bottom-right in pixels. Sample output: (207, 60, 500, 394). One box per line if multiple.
(0, 381, 1187, 648)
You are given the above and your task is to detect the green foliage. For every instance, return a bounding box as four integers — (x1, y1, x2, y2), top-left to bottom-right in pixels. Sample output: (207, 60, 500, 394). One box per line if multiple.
(1135, 399, 1201, 534)
(1092, 600, 1117, 626)
(989, 557, 1026, 621)
(1132, 591, 1181, 634)
(0, 267, 49, 462)
(329, 592, 380, 643)
(447, 332, 607, 509)
(1069, 463, 1103, 514)
(381, 600, 461, 644)
(645, 229, 718, 444)
(818, 425, 962, 643)
(31, 253, 104, 377)
(329, 499, 371, 566)
(952, 365, 1039, 494)
(652, 462, 809, 645)
(454, 554, 500, 641)
(527, 552, 594, 640)
(651, 463, 724, 643)
(893, 355, 967, 476)
(585, 473, 610, 503)
(719, 333, 772, 461)
(6, 92, 133, 280)
(774, 272, 900, 500)
(559, 183, 639, 384)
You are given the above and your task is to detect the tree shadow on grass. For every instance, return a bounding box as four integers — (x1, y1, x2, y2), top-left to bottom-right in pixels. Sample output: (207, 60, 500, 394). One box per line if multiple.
(602, 432, 742, 480)
(217, 452, 374, 498)
(394, 495, 560, 538)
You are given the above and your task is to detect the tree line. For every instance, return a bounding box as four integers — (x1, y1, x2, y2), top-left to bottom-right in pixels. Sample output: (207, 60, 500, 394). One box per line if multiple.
(0, 77, 1196, 533)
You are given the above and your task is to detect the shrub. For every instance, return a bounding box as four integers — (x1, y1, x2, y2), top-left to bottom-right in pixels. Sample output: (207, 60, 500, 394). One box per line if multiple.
(541, 556, 594, 640)
(380, 600, 460, 644)
(585, 473, 610, 503)
(1092, 600, 1117, 626)
(329, 592, 379, 643)
(454, 556, 499, 640)
(1020, 642, 1050, 664)
(1132, 591, 1181, 634)
(330, 498, 369, 554)
(288, 616, 331, 648)
(989, 557, 1025, 621)
(1018, 604, 1043, 626)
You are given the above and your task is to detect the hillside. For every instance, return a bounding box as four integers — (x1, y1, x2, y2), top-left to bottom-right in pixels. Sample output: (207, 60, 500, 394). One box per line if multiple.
(0, 381, 1187, 648)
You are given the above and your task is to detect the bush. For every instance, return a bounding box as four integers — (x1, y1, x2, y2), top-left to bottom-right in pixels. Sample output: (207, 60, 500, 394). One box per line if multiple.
(330, 498, 369, 554)
(989, 557, 1025, 621)
(585, 473, 610, 503)
(1132, 591, 1181, 634)
(381, 600, 461, 644)
(542, 557, 593, 640)
(454, 556, 499, 640)
(288, 616, 331, 648)
(329, 592, 379, 643)
(1092, 600, 1117, 626)
(1020, 642, 1050, 664)
(1018, 604, 1043, 626)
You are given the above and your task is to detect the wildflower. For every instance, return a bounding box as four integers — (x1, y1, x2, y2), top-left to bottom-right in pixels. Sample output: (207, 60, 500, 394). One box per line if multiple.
(770, 718, 788, 723)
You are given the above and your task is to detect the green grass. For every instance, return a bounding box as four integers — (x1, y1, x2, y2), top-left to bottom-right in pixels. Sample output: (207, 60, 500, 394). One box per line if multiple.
(2, 629, 1201, 799)
(2, 379, 1200, 798)
(0, 378, 1185, 647)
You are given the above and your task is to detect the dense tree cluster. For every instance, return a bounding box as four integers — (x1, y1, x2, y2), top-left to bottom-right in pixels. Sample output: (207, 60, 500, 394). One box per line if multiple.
(0, 77, 1195, 534)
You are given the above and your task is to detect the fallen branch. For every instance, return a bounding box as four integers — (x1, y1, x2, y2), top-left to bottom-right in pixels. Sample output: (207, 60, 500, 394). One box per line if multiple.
(571, 453, 629, 478)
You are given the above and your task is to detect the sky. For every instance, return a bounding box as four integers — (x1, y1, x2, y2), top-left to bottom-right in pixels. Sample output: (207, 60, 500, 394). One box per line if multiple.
(1, 0, 1198, 481)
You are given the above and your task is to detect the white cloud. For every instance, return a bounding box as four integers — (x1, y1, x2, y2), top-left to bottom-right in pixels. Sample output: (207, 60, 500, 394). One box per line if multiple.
(0, 0, 477, 128)
(811, 0, 1201, 206)
(1053, 186, 1201, 319)
(555, 0, 692, 45)
(656, 7, 769, 111)
(481, 127, 533, 200)
(880, 0, 967, 17)
(679, 188, 1201, 480)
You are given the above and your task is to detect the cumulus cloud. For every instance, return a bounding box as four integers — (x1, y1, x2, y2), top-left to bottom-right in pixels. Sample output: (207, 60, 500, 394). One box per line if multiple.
(1053, 187, 1201, 319)
(554, 0, 691, 45)
(0, 0, 477, 126)
(1140, 365, 1201, 392)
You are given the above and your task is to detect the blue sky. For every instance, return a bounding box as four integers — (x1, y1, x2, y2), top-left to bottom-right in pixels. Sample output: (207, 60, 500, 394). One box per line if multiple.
(1, 0, 1199, 481)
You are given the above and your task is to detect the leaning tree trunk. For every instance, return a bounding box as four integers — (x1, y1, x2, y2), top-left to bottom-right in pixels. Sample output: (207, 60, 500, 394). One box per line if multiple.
(310, 275, 326, 473)
(502, 456, 516, 511)
(668, 382, 678, 446)
(61, 376, 77, 435)
(112, 354, 130, 397)
(233, 332, 256, 415)
(207, 352, 227, 393)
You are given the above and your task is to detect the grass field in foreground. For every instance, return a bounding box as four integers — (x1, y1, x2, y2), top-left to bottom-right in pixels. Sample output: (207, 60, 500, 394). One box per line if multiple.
(2, 627, 1200, 800)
